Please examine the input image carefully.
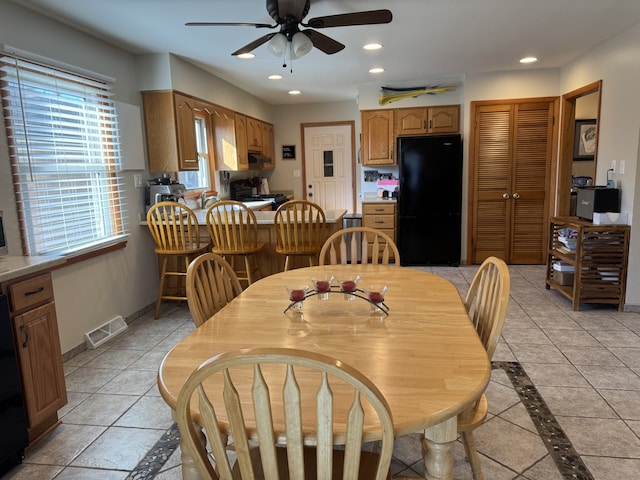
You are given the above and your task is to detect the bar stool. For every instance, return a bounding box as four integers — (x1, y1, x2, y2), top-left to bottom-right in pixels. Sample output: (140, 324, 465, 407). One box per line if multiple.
(146, 201, 209, 318)
(205, 200, 265, 288)
(274, 200, 326, 271)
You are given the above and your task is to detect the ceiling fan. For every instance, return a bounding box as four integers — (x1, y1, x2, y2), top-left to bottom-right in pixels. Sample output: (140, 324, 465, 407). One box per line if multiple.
(186, 0, 392, 60)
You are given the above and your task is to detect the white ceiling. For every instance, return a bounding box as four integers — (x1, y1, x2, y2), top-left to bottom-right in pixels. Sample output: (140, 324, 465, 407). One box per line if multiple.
(11, 0, 640, 105)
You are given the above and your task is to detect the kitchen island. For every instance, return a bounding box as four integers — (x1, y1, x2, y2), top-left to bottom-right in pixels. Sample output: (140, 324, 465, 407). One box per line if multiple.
(141, 204, 346, 277)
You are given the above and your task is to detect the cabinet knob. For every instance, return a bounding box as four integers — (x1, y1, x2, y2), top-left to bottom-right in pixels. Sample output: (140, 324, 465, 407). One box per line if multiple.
(512, 193, 520, 199)
(503, 193, 510, 199)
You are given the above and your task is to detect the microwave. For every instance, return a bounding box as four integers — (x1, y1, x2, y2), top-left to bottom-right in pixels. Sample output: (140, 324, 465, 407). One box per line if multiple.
(575, 187, 620, 221)
(0, 210, 7, 256)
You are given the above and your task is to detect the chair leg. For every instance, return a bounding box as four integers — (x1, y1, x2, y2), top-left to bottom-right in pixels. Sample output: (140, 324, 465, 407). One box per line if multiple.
(284, 255, 291, 271)
(155, 255, 169, 319)
(461, 430, 484, 480)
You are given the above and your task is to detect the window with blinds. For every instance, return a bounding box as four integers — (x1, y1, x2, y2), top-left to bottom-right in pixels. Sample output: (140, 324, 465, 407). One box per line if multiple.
(0, 48, 126, 256)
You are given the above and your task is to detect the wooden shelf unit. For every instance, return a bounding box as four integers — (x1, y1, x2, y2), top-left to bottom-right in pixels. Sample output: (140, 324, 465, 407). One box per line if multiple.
(545, 216, 630, 311)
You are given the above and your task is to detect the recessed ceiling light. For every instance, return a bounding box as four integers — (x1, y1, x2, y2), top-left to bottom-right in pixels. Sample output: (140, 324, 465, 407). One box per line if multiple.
(363, 43, 383, 51)
(237, 53, 255, 59)
(369, 68, 385, 74)
(288, 90, 301, 95)
(519, 56, 538, 64)
(268, 74, 282, 80)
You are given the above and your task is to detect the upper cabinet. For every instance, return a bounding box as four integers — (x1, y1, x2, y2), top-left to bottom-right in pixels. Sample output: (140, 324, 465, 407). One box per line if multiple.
(141, 91, 199, 172)
(362, 109, 395, 166)
(261, 122, 275, 170)
(361, 105, 460, 165)
(247, 117, 264, 153)
(210, 105, 248, 171)
(395, 105, 460, 136)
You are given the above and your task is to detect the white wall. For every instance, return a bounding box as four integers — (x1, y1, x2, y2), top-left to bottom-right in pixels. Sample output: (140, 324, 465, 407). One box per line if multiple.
(560, 22, 640, 306)
(270, 101, 361, 202)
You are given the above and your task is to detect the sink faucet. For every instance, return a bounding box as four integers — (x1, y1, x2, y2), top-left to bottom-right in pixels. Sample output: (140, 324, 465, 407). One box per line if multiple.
(201, 191, 219, 209)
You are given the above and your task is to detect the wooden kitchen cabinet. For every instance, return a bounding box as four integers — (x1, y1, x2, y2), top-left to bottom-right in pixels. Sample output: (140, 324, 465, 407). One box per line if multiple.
(395, 105, 460, 136)
(545, 217, 630, 311)
(3, 271, 67, 445)
(210, 105, 249, 171)
(261, 122, 275, 170)
(362, 202, 397, 260)
(361, 109, 395, 165)
(141, 90, 199, 172)
(247, 117, 263, 152)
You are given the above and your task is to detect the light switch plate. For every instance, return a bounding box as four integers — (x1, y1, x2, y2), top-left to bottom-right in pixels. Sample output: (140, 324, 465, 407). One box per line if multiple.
(619, 160, 625, 174)
(134, 174, 143, 187)
(611, 160, 617, 173)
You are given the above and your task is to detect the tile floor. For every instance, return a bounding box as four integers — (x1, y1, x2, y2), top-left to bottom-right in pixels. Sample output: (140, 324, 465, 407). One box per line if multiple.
(2, 264, 640, 479)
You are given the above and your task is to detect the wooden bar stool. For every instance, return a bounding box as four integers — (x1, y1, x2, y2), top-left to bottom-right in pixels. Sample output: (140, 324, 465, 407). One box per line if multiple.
(205, 200, 265, 288)
(146, 201, 210, 318)
(274, 200, 326, 271)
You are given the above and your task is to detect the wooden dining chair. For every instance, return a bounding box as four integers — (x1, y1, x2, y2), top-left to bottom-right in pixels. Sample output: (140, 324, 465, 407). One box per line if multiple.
(319, 226, 400, 266)
(274, 200, 327, 271)
(205, 200, 265, 288)
(450, 256, 511, 480)
(175, 347, 394, 480)
(146, 201, 210, 319)
(186, 253, 243, 327)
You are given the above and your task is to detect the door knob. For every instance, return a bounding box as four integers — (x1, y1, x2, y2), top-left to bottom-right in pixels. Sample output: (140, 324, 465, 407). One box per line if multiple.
(512, 193, 520, 199)
(502, 193, 510, 199)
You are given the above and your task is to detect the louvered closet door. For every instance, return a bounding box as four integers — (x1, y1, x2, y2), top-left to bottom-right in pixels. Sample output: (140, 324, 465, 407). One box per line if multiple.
(469, 100, 554, 264)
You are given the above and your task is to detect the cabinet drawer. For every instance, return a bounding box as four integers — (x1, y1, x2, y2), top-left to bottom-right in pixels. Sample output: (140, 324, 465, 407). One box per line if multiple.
(8, 273, 54, 312)
(362, 203, 395, 215)
(363, 215, 395, 229)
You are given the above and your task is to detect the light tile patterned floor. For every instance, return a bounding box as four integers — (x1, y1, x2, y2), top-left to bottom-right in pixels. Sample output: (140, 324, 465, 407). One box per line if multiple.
(2, 264, 640, 479)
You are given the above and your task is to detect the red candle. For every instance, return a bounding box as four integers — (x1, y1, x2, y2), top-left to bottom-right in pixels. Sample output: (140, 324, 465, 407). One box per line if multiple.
(315, 280, 331, 292)
(341, 280, 356, 293)
(368, 291, 384, 303)
(290, 289, 305, 301)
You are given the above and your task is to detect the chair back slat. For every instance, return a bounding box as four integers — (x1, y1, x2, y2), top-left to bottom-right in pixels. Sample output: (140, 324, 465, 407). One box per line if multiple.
(147, 201, 202, 252)
(186, 253, 243, 327)
(464, 256, 510, 360)
(175, 348, 395, 480)
(319, 227, 400, 266)
(316, 371, 334, 479)
(207, 201, 259, 254)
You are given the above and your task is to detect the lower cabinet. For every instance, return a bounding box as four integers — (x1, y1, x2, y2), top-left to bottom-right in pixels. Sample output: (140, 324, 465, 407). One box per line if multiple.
(362, 202, 397, 261)
(3, 271, 67, 444)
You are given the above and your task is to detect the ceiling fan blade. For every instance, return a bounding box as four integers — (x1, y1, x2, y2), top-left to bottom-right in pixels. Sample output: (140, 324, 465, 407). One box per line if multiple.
(302, 30, 344, 55)
(231, 33, 277, 56)
(304, 9, 392, 29)
(186, 22, 275, 28)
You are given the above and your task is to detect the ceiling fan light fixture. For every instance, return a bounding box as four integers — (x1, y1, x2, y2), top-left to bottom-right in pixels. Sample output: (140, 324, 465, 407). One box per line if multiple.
(267, 33, 288, 57)
(363, 43, 383, 50)
(237, 53, 255, 59)
(291, 32, 313, 59)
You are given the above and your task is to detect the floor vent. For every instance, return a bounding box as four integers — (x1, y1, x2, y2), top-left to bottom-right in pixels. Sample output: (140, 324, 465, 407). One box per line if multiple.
(85, 315, 128, 349)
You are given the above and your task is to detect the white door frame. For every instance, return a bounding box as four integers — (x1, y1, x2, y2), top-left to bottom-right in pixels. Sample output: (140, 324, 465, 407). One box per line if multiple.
(301, 121, 356, 213)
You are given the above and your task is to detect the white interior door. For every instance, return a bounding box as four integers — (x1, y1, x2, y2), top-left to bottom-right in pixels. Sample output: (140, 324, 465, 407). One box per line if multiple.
(303, 124, 353, 212)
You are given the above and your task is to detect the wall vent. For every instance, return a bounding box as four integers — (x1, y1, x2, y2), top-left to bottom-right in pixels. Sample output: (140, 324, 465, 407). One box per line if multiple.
(84, 315, 127, 349)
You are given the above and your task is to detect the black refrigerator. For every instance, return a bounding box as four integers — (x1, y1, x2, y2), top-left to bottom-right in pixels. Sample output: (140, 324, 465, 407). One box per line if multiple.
(397, 134, 462, 266)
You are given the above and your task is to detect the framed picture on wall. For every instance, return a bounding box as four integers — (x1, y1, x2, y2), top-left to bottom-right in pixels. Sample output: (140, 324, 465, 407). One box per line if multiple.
(282, 145, 296, 160)
(573, 119, 597, 160)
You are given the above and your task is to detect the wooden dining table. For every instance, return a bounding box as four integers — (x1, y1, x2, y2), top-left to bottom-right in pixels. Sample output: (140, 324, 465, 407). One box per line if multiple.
(157, 264, 491, 480)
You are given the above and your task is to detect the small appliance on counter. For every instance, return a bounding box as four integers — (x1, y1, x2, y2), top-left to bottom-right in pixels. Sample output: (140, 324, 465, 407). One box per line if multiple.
(229, 179, 288, 210)
(144, 181, 186, 213)
(575, 186, 620, 221)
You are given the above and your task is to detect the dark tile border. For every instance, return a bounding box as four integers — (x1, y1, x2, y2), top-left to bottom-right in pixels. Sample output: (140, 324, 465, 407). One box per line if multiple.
(132, 361, 595, 479)
(494, 361, 594, 480)
(126, 423, 180, 479)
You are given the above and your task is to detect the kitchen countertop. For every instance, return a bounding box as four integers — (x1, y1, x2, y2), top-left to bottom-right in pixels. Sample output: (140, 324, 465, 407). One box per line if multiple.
(361, 197, 397, 204)
(0, 255, 66, 283)
(193, 208, 347, 225)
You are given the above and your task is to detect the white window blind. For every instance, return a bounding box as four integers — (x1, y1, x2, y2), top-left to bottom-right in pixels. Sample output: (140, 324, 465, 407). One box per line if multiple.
(0, 49, 126, 256)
